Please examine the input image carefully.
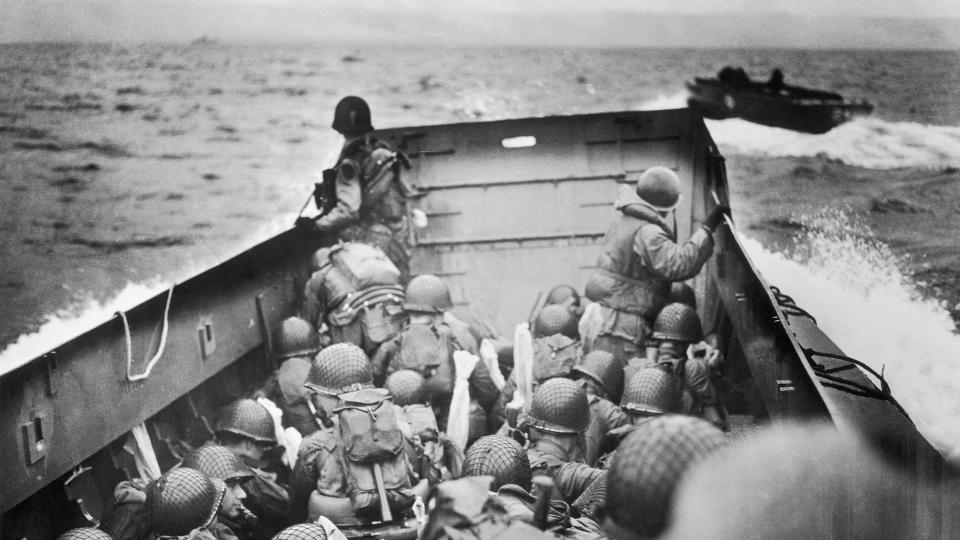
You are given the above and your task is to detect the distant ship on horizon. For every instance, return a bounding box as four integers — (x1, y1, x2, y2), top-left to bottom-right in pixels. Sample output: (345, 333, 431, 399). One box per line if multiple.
(189, 35, 219, 46)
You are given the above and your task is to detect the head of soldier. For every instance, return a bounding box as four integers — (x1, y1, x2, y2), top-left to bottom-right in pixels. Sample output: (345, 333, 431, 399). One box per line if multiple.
(273, 523, 329, 540)
(545, 284, 581, 313)
(304, 343, 374, 415)
(572, 350, 623, 403)
(214, 398, 278, 462)
(181, 445, 253, 522)
(635, 166, 681, 218)
(525, 378, 590, 460)
(621, 367, 682, 424)
(56, 528, 112, 540)
(332, 95, 373, 138)
(532, 304, 578, 340)
(403, 274, 453, 324)
(602, 415, 726, 540)
(146, 467, 225, 538)
(463, 435, 533, 491)
(275, 316, 320, 362)
(650, 303, 703, 355)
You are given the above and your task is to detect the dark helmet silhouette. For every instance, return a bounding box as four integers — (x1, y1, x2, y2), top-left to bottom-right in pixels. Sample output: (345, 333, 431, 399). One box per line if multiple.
(651, 303, 703, 343)
(332, 96, 373, 135)
(463, 435, 532, 491)
(215, 399, 278, 445)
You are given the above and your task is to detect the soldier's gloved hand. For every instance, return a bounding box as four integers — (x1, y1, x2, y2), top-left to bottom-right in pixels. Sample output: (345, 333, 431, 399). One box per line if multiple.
(295, 217, 317, 232)
(703, 205, 731, 231)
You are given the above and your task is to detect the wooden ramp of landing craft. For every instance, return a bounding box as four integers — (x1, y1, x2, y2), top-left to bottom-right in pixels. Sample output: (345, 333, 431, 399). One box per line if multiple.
(0, 108, 955, 537)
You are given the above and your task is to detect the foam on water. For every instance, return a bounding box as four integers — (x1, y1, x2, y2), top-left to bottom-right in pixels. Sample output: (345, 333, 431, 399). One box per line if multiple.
(0, 280, 170, 374)
(740, 209, 960, 464)
(707, 117, 960, 170)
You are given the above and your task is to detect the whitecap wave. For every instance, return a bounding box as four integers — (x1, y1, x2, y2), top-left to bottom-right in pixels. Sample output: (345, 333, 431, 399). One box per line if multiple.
(635, 91, 690, 111)
(740, 210, 960, 464)
(0, 280, 171, 374)
(708, 117, 960, 169)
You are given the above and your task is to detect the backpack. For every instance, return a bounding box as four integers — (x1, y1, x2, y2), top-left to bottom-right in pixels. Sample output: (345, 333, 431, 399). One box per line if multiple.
(335, 388, 415, 519)
(329, 242, 401, 291)
(396, 325, 458, 403)
(532, 334, 581, 386)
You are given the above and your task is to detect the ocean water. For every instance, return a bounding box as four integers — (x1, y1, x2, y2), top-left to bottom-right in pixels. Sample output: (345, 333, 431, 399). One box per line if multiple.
(2, 43, 960, 459)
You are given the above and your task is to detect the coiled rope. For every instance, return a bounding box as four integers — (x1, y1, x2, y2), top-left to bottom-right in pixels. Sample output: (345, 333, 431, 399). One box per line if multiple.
(116, 287, 174, 382)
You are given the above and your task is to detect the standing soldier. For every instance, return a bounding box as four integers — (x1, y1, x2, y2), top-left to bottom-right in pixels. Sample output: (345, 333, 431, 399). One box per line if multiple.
(524, 378, 591, 478)
(297, 96, 419, 280)
(214, 399, 292, 538)
(370, 274, 499, 434)
(584, 166, 727, 365)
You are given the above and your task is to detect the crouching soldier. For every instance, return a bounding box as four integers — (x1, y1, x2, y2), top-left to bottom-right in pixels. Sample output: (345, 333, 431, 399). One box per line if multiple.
(302, 243, 405, 357)
(647, 303, 727, 430)
(525, 378, 591, 478)
(214, 399, 292, 537)
(260, 317, 321, 437)
(290, 343, 429, 530)
(145, 467, 234, 540)
(570, 350, 630, 466)
(371, 274, 499, 436)
(181, 445, 260, 540)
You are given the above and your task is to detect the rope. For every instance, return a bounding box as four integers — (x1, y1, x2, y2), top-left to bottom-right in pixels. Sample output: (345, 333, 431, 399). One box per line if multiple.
(770, 285, 818, 324)
(117, 287, 175, 382)
(804, 347, 912, 421)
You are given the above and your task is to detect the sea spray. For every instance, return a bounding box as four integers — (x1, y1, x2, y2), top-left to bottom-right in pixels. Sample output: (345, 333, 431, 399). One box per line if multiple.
(707, 117, 960, 170)
(740, 209, 960, 464)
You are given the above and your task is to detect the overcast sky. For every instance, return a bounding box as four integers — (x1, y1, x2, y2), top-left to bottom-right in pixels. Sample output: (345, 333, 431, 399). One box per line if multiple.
(2, 0, 959, 47)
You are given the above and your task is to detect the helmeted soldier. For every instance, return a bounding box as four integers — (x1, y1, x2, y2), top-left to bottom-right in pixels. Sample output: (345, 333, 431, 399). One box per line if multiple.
(668, 282, 697, 309)
(462, 435, 532, 491)
(214, 399, 292, 538)
(301, 243, 405, 356)
(387, 369, 461, 483)
(297, 96, 419, 280)
(602, 415, 726, 540)
(648, 303, 727, 430)
(56, 528, 112, 540)
(370, 274, 499, 435)
(290, 343, 429, 527)
(620, 367, 683, 423)
(570, 350, 631, 466)
(146, 467, 231, 540)
(260, 317, 321, 436)
(584, 166, 727, 366)
(533, 304, 579, 341)
(525, 378, 591, 478)
(271, 523, 330, 540)
(181, 444, 259, 539)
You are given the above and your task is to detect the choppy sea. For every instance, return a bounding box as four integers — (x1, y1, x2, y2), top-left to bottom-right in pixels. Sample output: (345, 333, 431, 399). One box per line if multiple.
(2, 43, 960, 460)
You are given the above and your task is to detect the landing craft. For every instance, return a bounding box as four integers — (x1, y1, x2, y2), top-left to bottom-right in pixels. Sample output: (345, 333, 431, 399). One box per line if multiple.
(686, 67, 875, 134)
(0, 108, 955, 537)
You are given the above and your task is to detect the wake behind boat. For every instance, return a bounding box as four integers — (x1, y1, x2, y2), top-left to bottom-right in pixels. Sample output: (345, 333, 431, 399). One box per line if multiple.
(686, 66, 874, 134)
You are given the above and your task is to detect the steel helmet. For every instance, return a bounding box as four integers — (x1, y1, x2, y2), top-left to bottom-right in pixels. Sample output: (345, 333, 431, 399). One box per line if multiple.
(621, 367, 681, 416)
(651, 303, 703, 343)
(545, 284, 581, 308)
(181, 444, 255, 484)
(604, 415, 726, 539)
(215, 398, 278, 445)
(533, 304, 577, 339)
(384, 369, 427, 406)
(635, 166, 681, 211)
(527, 378, 590, 435)
(305, 343, 374, 395)
(571, 472, 607, 522)
(669, 282, 697, 310)
(332, 95, 373, 135)
(462, 435, 532, 491)
(56, 529, 112, 540)
(272, 523, 329, 540)
(572, 349, 624, 403)
(276, 316, 320, 360)
(403, 274, 453, 314)
(146, 467, 225, 537)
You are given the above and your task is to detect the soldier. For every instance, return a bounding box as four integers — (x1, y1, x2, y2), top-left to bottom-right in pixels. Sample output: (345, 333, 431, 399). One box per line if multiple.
(648, 303, 727, 430)
(260, 316, 320, 437)
(56, 529, 112, 540)
(145, 467, 233, 540)
(570, 350, 630, 466)
(290, 343, 429, 526)
(214, 400, 292, 538)
(386, 369, 461, 482)
(583, 166, 727, 366)
(301, 244, 405, 356)
(525, 378, 591, 478)
(619, 367, 683, 423)
(370, 274, 499, 434)
(181, 445, 259, 539)
(602, 415, 726, 540)
(271, 523, 336, 540)
(297, 96, 418, 280)
(462, 435, 532, 492)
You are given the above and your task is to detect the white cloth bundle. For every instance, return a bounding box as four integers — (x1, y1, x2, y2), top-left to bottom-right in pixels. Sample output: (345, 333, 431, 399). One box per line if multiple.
(446, 350, 480, 452)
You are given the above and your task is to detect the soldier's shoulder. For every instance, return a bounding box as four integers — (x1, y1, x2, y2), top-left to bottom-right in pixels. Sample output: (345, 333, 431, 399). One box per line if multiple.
(298, 425, 340, 455)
